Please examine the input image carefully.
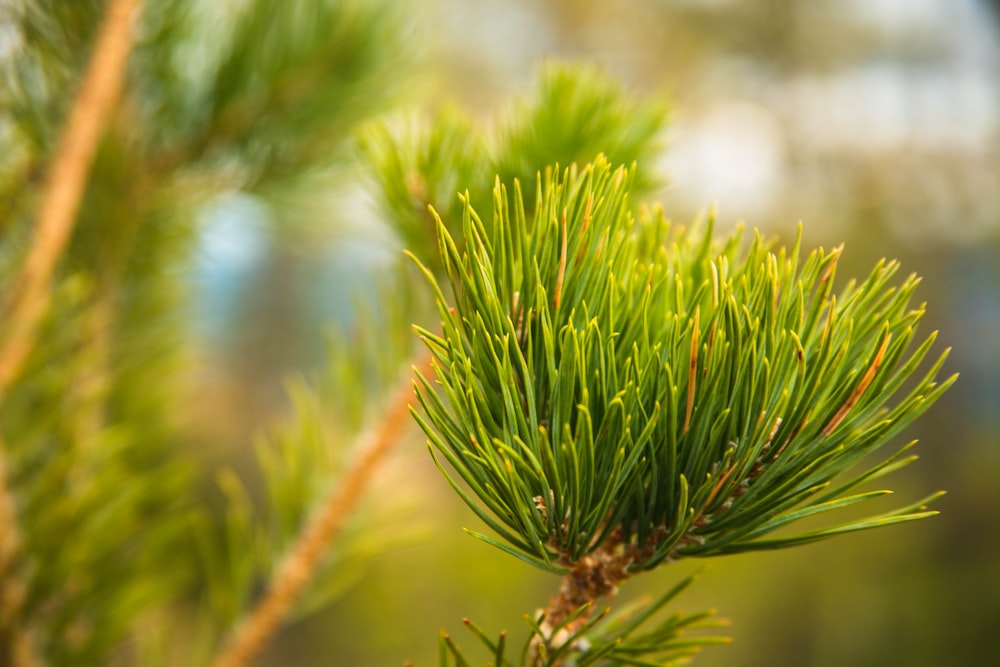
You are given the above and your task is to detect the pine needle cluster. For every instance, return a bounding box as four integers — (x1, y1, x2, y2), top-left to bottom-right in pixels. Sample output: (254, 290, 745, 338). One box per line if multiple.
(407, 156, 954, 661)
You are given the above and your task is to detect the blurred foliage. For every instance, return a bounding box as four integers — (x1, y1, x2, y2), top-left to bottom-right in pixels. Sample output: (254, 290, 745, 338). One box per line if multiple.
(0, 0, 415, 663)
(491, 63, 667, 210)
(192, 263, 431, 658)
(359, 61, 668, 276)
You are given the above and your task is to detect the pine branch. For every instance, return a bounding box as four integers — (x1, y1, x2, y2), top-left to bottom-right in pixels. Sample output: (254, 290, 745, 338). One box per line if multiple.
(534, 534, 632, 657)
(0, 0, 142, 398)
(210, 351, 436, 667)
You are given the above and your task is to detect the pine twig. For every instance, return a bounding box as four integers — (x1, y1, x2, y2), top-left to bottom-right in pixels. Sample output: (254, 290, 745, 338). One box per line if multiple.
(535, 534, 631, 662)
(210, 351, 436, 667)
(0, 0, 143, 399)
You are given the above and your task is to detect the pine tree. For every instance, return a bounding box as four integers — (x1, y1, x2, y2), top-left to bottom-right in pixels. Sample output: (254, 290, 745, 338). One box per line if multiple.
(0, 2, 953, 666)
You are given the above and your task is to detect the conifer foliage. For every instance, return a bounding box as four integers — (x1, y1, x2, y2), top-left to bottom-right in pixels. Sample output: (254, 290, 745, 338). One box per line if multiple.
(0, 1, 954, 666)
(413, 157, 951, 575)
(385, 153, 954, 663)
(362, 72, 953, 664)
(1, 0, 412, 664)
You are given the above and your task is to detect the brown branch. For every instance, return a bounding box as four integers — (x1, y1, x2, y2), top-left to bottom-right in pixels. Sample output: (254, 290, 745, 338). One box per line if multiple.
(535, 534, 631, 665)
(0, 0, 143, 399)
(210, 351, 436, 667)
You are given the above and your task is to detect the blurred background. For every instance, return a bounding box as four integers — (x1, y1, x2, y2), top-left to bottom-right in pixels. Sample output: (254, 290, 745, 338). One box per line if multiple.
(179, 0, 1000, 665)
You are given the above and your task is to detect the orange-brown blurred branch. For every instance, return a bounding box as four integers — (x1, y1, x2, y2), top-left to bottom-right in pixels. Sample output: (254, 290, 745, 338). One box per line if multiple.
(0, 0, 143, 398)
(210, 351, 435, 667)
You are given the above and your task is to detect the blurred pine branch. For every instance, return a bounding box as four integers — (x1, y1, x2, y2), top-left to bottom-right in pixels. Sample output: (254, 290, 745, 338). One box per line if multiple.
(359, 61, 668, 277)
(1, 0, 416, 664)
